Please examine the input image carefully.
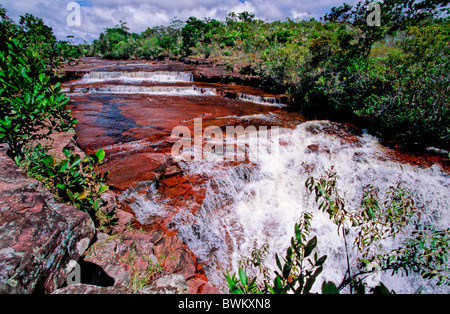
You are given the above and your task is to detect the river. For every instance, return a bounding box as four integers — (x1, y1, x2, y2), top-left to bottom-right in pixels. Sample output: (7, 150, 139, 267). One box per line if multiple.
(62, 58, 450, 294)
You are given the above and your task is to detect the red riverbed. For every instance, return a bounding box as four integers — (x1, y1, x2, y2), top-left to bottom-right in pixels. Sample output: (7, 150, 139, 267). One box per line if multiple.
(61, 58, 449, 293)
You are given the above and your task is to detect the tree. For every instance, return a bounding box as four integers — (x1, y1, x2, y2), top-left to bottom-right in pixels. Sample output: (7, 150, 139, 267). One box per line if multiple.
(181, 17, 206, 56)
(238, 11, 256, 23)
(17, 13, 59, 68)
(0, 38, 76, 157)
(323, 0, 450, 57)
(0, 5, 15, 51)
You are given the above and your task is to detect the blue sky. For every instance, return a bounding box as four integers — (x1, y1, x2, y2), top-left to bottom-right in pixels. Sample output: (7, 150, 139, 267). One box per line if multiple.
(1, 0, 358, 43)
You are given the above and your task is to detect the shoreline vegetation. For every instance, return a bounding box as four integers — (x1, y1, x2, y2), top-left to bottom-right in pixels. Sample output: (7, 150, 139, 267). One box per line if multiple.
(72, 0, 449, 153)
(0, 0, 449, 295)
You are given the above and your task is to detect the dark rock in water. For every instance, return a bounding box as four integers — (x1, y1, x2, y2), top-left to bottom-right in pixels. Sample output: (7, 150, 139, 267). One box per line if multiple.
(0, 144, 96, 294)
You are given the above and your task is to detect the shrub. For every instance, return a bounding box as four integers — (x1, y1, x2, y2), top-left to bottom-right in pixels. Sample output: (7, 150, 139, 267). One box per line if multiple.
(226, 170, 450, 294)
(0, 38, 76, 158)
(16, 143, 114, 232)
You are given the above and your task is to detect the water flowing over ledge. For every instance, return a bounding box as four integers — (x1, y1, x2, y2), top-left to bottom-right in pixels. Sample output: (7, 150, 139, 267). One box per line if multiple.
(126, 121, 450, 294)
(83, 71, 194, 82)
(62, 59, 450, 294)
(64, 85, 218, 96)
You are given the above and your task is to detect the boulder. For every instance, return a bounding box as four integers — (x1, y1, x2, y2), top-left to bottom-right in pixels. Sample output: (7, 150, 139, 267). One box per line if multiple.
(83, 230, 159, 288)
(0, 144, 96, 294)
(142, 274, 189, 294)
(82, 229, 218, 294)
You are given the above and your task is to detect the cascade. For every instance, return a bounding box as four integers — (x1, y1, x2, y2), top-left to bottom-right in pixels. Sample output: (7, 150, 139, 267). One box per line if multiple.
(64, 59, 450, 294)
(126, 121, 450, 293)
(83, 71, 194, 82)
(66, 85, 218, 96)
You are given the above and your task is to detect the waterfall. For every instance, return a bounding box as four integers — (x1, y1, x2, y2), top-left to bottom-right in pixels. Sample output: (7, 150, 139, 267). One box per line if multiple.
(83, 71, 194, 82)
(129, 120, 450, 293)
(65, 59, 449, 294)
(66, 85, 218, 96)
(238, 94, 285, 107)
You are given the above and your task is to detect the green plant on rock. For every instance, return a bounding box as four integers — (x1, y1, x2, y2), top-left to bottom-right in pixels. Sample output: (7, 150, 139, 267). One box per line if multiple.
(225, 268, 262, 294)
(41, 148, 110, 225)
(268, 212, 327, 294)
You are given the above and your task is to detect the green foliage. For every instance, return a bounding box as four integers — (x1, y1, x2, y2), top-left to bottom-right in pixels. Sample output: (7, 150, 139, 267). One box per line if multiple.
(307, 170, 450, 290)
(225, 268, 262, 294)
(0, 6, 113, 232)
(382, 229, 450, 285)
(225, 213, 328, 294)
(268, 213, 327, 294)
(0, 37, 76, 158)
(0, 6, 81, 70)
(226, 170, 450, 294)
(82, 2, 449, 149)
(180, 17, 224, 56)
(16, 145, 114, 232)
(238, 242, 271, 290)
(299, 20, 449, 149)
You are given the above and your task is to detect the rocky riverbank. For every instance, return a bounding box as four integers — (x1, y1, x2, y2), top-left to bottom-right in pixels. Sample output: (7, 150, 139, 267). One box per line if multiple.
(1, 56, 292, 295)
(0, 132, 219, 294)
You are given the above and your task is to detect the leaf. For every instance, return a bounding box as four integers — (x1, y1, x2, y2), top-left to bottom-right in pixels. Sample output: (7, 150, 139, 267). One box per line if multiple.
(304, 236, 317, 257)
(303, 276, 316, 294)
(93, 199, 100, 211)
(275, 253, 282, 272)
(95, 149, 106, 162)
(273, 276, 284, 294)
(295, 223, 302, 242)
(286, 247, 293, 262)
(238, 268, 248, 287)
(282, 261, 292, 279)
(62, 148, 70, 157)
(315, 255, 327, 266)
(57, 160, 68, 173)
(266, 284, 276, 294)
(97, 183, 108, 195)
(42, 155, 54, 166)
(321, 281, 339, 294)
(372, 282, 392, 294)
(225, 275, 244, 294)
(69, 154, 81, 168)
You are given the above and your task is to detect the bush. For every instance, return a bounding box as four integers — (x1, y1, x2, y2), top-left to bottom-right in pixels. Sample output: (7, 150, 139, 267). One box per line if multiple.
(0, 8, 114, 232)
(0, 38, 76, 158)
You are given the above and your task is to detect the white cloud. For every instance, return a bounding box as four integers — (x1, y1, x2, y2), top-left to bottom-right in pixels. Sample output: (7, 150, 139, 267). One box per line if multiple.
(1, 0, 358, 43)
(291, 9, 316, 21)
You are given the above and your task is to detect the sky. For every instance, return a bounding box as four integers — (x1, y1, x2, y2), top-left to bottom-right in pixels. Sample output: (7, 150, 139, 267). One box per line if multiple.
(0, 0, 358, 43)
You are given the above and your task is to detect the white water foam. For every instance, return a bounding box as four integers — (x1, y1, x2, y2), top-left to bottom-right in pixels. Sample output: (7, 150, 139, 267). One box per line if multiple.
(65, 85, 218, 96)
(218, 112, 280, 122)
(128, 120, 449, 293)
(238, 94, 286, 107)
(83, 71, 194, 82)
